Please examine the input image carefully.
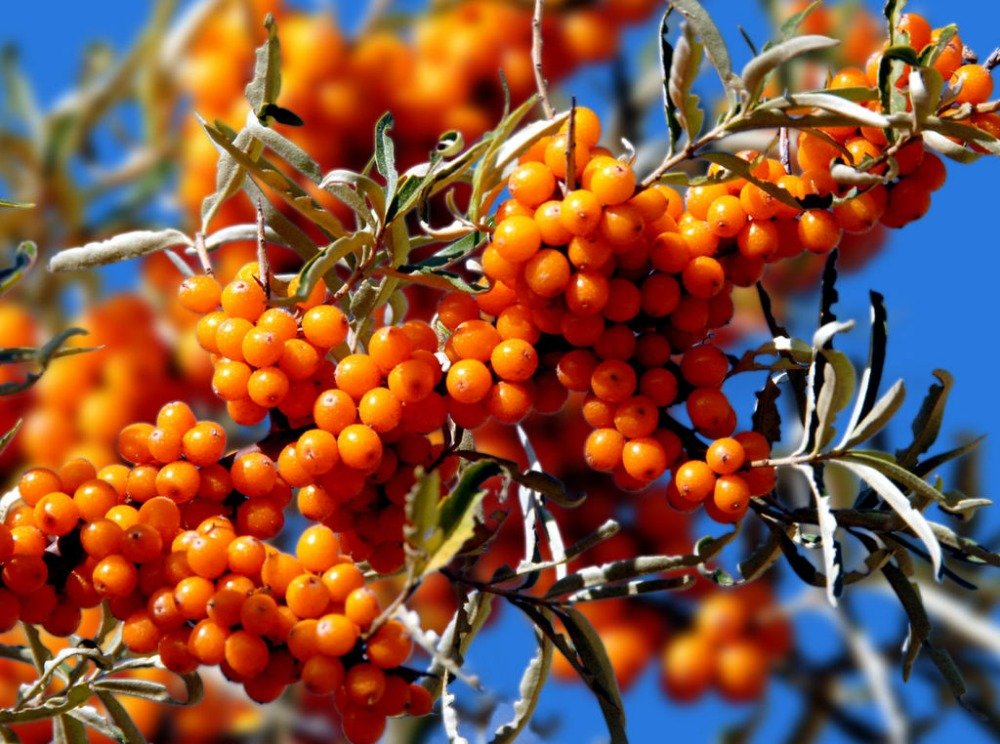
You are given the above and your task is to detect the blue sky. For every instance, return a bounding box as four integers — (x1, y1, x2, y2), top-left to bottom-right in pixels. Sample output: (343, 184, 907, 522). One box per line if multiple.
(2, 1, 998, 742)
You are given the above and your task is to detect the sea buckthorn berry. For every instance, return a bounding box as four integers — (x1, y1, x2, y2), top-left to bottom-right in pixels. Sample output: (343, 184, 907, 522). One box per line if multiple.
(279, 337, 323, 380)
(347, 662, 388, 707)
(322, 562, 365, 603)
(196, 311, 225, 352)
(117, 422, 154, 464)
(287, 275, 327, 310)
(189, 619, 228, 665)
(3, 554, 47, 594)
(0, 525, 12, 563)
(81, 519, 124, 558)
(912, 152, 946, 192)
(682, 256, 726, 299)
(591, 359, 637, 404)
(880, 179, 932, 228)
(157, 401, 197, 434)
(73, 479, 119, 522)
(496, 304, 541, 344)
(534, 200, 574, 245)
(622, 438, 668, 482)
(247, 366, 290, 407)
(603, 278, 642, 323)
(798, 209, 843, 254)
(560, 189, 602, 236)
(11, 525, 45, 556)
(485, 381, 535, 424)
(34, 492, 79, 536)
(614, 396, 659, 439)
(231, 452, 277, 498)
(712, 475, 751, 522)
(0, 589, 21, 630)
(228, 535, 267, 577)
(359, 387, 403, 433)
(316, 613, 360, 657)
(240, 592, 279, 636)
(256, 307, 298, 341)
(215, 317, 253, 361)
(345, 587, 381, 629)
(123, 611, 162, 654)
(737, 219, 780, 259)
(589, 160, 636, 205)
(706, 438, 747, 475)
(494, 216, 542, 263)
(227, 398, 269, 427)
(296, 429, 340, 475)
(716, 641, 769, 702)
(367, 619, 413, 669)
(174, 575, 214, 620)
(524, 248, 571, 298)
(137, 497, 180, 540)
(178, 274, 222, 313)
(562, 312, 603, 348)
(212, 359, 252, 401)
(437, 292, 480, 331)
(948, 64, 993, 104)
(60, 458, 97, 493)
(599, 203, 644, 245)
(661, 633, 715, 702)
(490, 338, 538, 382)
(121, 523, 164, 564)
(225, 630, 270, 678)
(182, 421, 226, 465)
(832, 187, 887, 233)
(337, 424, 383, 471)
(242, 327, 284, 368)
(302, 654, 346, 695)
(686, 183, 729, 220)
(706, 195, 747, 238)
(92, 555, 138, 598)
(221, 279, 267, 321)
(302, 305, 349, 349)
(687, 388, 736, 435)
(898, 12, 931, 50)
(17, 467, 63, 507)
(650, 232, 691, 274)
(156, 461, 200, 504)
(314, 388, 357, 433)
(674, 460, 716, 503)
(639, 368, 678, 408)
(446, 359, 493, 404)
(297, 524, 340, 573)
(734, 431, 771, 461)
(556, 349, 598, 392)
(584, 428, 625, 472)
(368, 326, 413, 373)
(335, 354, 382, 399)
(508, 162, 557, 207)
(148, 426, 183, 464)
(680, 345, 729, 388)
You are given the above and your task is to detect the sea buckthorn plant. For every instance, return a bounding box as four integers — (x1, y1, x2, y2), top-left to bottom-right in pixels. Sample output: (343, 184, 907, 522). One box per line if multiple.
(2, 0, 1000, 742)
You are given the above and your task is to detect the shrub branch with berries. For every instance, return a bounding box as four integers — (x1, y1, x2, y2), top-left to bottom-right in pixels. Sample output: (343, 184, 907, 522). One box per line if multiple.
(2, 0, 1000, 742)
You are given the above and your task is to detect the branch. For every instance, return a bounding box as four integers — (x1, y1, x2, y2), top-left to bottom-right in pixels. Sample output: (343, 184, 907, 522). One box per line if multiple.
(532, 0, 554, 119)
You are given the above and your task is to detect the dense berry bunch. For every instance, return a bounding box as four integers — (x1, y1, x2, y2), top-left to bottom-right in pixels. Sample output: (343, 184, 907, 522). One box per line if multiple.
(3, 398, 434, 743)
(661, 585, 791, 703)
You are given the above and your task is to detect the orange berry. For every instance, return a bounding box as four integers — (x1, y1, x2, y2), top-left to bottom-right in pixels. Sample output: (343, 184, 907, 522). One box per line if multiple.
(182, 421, 226, 465)
(155, 461, 200, 504)
(358, 387, 403, 433)
(221, 279, 267, 321)
(296, 429, 340, 475)
(177, 274, 222, 313)
(230, 452, 277, 498)
(508, 162, 557, 207)
(247, 366, 290, 407)
(337, 424, 383, 471)
(716, 641, 769, 702)
(335, 354, 382, 400)
(316, 613, 359, 657)
(302, 305, 349, 349)
(588, 160, 636, 205)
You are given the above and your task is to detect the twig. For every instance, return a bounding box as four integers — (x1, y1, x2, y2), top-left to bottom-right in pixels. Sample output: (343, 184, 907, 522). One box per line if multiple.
(532, 0, 554, 119)
(779, 127, 791, 173)
(640, 123, 727, 186)
(193, 232, 212, 276)
(255, 199, 270, 297)
(358, 0, 394, 36)
(565, 97, 578, 190)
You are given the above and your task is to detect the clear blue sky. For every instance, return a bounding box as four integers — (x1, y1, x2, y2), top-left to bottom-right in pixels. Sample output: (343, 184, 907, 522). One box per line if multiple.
(1, 2, 997, 742)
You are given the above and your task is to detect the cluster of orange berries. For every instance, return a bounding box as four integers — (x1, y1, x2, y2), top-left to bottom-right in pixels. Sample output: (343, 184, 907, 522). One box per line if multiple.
(661, 585, 792, 703)
(181, 263, 464, 575)
(430, 109, 779, 513)
(667, 432, 776, 525)
(2, 398, 434, 743)
(176, 0, 661, 286)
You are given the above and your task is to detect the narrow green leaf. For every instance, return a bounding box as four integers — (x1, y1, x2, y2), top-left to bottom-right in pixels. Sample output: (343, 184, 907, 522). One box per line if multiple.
(842, 379, 906, 449)
(796, 464, 842, 605)
(834, 459, 942, 579)
(668, 22, 705, 142)
(374, 112, 398, 206)
(897, 370, 953, 470)
(488, 628, 552, 744)
(666, 0, 742, 106)
(244, 14, 281, 116)
(49, 231, 190, 272)
(742, 35, 839, 103)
